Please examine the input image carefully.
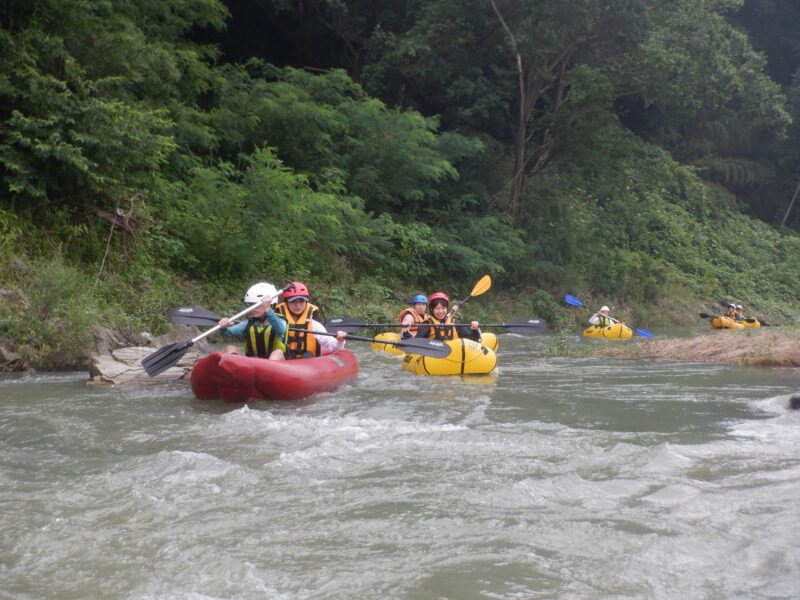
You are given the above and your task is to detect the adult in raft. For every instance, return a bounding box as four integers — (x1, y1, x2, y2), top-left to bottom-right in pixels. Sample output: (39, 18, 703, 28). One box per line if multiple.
(273, 281, 347, 359)
(399, 294, 428, 339)
(588, 305, 614, 327)
(218, 282, 288, 360)
(416, 292, 482, 342)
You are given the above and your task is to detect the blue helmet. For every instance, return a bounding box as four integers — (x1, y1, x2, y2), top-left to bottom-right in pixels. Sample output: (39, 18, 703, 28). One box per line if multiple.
(411, 294, 428, 305)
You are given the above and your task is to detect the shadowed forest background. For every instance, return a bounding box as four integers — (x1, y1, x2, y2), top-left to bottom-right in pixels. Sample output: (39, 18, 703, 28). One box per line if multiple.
(2, 0, 800, 368)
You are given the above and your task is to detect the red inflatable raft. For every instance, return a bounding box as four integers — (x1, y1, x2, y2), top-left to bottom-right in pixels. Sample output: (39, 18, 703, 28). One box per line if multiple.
(190, 350, 359, 402)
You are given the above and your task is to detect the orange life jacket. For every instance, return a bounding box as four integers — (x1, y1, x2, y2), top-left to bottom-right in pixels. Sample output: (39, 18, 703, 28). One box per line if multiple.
(398, 307, 426, 336)
(424, 314, 459, 341)
(273, 301, 321, 359)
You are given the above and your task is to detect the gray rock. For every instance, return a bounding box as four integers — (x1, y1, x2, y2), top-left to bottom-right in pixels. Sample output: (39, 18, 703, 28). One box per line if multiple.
(0, 345, 23, 370)
(87, 324, 212, 386)
(0, 288, 30, 311)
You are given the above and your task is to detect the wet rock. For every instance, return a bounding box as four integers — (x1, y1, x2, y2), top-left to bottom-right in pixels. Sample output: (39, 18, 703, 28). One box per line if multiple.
(789, 395, 800, 410)
(87, 324, 211, 386)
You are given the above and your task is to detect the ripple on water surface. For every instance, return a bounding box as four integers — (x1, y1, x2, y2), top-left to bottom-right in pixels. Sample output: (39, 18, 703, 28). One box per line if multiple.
(1, 339, 799, 599)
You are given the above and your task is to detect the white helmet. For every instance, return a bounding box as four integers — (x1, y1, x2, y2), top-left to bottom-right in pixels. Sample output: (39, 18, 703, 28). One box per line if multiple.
(244, 282, 278, 305)
(600, 306, 609, 312)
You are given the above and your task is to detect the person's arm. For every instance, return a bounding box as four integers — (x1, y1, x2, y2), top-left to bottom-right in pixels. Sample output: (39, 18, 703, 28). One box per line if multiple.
(588, 313, 600, 325)
(219, 319, 248, 337)
(415, 322, 432, 339)
(458, 322, 482, 342)
(400, 312, 415, 338)
(311, 320, 346, 354)
(265, 309, 286, 339)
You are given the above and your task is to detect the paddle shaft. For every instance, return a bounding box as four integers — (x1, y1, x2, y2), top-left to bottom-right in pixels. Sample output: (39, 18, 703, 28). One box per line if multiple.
(287, 327, 451, 357)
(289, 327, 416, 345)
(326, 320, 541, 329)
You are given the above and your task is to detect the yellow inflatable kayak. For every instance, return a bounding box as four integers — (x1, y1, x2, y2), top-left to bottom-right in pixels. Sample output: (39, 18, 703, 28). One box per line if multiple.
(739, 319, 761, 328)
(401, 338, 497, 375)
(480, 332, 498, 352)
(370, 332, 405, 355)
(582, 323, 633, 339)
(710, 316, 745, 330)
(372, 331, 499, 355)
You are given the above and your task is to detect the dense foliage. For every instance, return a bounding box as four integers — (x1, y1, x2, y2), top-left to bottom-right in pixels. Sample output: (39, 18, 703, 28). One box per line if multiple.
(1, 0, 800, 367)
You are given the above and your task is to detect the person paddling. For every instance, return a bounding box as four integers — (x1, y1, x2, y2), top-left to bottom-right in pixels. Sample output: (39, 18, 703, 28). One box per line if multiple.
(218, 282, 288, 360)
(417, 292, 481, 342)
(273, 281, 347, 359)
(589, 306, 614, 327)
(399, 294, 428, 339)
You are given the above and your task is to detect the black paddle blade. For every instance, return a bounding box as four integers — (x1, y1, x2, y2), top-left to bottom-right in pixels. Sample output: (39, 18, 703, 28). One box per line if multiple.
(393, 337, 451, 358)
(169, 306, 223, 327)
(499, 318, 551, 335)
(324, 317, 367, 333)
(141, 340, 193, 376)
(699, 313, 714, 319)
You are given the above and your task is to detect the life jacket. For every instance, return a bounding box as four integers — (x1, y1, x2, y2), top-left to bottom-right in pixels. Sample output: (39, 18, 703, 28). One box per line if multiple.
(244, 317, 288, 358)
(398, 308, 426, 337)
(596, 315, 613, 327)
(274, 301, 322, 359)
(424, 315, 459, 341)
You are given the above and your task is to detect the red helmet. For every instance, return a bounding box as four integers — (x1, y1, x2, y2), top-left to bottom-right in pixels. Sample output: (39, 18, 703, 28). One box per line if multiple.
(428, 292, 449, 306)
(285, 281, 310, 302)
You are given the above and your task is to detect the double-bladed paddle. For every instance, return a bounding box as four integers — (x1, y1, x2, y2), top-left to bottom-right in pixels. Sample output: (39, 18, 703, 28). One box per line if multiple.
(287, 328, 452, 358)
(564, 294, 654, 338)
(142, 286, 292, 376)
(324, 317, 551, 335)
(166, 306, 452, 359)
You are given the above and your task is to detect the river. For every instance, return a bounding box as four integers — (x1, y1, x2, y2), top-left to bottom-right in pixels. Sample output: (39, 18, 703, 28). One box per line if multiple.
(2, 334, 799, 599)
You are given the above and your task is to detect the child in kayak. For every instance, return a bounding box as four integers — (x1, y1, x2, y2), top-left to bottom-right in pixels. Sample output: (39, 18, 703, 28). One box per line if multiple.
(218, 282, 287, 360)
(416, 292, 481, 342)
(274, 281, 347, 359)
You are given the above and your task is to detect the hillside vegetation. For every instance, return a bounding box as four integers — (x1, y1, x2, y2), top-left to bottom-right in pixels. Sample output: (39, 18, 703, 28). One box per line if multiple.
(1, 0, 800, 368)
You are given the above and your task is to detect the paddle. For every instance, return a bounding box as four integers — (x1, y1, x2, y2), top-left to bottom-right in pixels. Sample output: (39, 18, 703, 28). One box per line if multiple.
(166, 306, 452, 358)
(143, 285, 293, 376)
(447, 274, 492, 317)
(143, 302, 267, 376)
(324, 317, 551, 335)
(286, 327, 452, 358)
(564, 294, 654, 338)
(169, 305, 221, 327)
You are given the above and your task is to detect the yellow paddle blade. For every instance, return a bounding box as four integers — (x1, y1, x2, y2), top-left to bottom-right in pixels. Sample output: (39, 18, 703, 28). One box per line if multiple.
(470, 274, 492, 297)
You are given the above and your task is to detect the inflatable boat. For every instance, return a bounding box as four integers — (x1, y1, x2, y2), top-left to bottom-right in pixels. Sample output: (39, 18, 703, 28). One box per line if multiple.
(190, 350, 359, 402)
(401, 338, 497, 376)
(582, 323, 633, 339)
(370, 331, 498, 355)
(710, 316, 745, 330)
